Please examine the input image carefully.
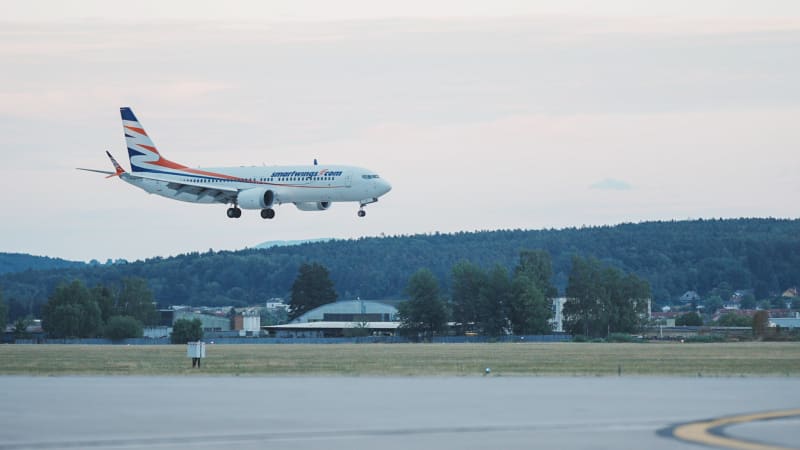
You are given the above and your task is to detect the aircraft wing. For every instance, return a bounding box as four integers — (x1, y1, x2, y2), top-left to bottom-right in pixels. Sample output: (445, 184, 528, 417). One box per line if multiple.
(128, 171, 240, 204)
(166, 180, 239, 204)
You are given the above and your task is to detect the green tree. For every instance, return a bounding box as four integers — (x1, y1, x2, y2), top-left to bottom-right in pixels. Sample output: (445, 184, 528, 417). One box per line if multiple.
(515, 250, 558, 298)
(752, 310, 769, 338)
(477, 265, 511, 336)
(739, 294, 757, 309)
(507, 250, 556, 335)
(676, 311, 703, 326)
(171, 318, 203, 344)
(563, 256, 650, 337)
(12, 318, 31, 338)
(41, 280, 102, 338)
(103, 315, 143, 340)
(288, 263, 338, 321)
(92, 284, 116, 323)
(450, 261, 486, 334)
(397, 269, 447, 341)
(563, 256, 604, 336)
(117, 277, 159, 325)
(261, 308, 289, 326)
(703, 295, 724, 315)
(509, 273, 552, 335)
(711, 282, 733, 304)
(770, 297, 788, 309)
(600, 269, 650, 335)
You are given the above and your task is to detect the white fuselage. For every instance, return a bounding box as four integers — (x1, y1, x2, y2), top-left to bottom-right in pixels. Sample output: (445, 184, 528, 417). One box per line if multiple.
(122, 164, 391, 208)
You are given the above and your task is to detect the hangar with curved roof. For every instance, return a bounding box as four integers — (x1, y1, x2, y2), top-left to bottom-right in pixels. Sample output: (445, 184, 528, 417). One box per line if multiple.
(291, 300, 398, 324)
(265, 300, 400, 338)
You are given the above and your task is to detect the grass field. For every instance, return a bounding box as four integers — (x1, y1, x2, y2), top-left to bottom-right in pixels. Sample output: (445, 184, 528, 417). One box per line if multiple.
(1, 342, 799, 376)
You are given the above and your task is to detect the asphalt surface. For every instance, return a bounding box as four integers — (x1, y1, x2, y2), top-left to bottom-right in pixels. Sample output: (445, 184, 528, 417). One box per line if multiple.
(0, 376, 798, 449)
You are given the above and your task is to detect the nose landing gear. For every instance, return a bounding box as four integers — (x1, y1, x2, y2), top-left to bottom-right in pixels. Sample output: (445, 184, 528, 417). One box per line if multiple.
(358, 197, 378, 218)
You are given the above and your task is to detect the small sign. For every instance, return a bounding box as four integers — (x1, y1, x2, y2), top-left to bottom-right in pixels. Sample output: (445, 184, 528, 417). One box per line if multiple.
(187, 341, 206, 358)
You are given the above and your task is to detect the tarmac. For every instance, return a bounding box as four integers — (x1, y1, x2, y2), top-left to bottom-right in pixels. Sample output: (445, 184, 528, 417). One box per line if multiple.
(0, 376, 798, 449)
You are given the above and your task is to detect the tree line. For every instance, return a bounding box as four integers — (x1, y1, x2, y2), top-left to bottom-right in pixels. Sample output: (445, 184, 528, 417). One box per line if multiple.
(394, 250, 650, 340)
(39, 278, 158, 339)
(1, 218, 798, 322)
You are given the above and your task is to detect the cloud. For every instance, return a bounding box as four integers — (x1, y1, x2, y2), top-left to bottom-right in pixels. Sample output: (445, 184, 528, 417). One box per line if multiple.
(590, 178, 633, 190)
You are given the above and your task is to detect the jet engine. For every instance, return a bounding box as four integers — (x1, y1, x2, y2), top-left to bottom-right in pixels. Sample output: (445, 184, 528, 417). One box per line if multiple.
(238, 188, 275, 209)
(294, 201, 331, 211)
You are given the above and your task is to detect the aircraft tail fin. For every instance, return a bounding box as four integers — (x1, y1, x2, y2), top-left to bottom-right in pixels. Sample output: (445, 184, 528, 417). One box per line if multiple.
(121, 106, 162, 172)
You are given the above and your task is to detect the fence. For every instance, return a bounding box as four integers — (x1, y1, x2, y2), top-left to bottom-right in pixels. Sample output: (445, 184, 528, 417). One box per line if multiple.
(12, 334, 570, 345)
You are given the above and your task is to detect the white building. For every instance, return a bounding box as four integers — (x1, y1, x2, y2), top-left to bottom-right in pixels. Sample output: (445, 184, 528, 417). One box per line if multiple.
(234, 309, 262, 336)
(550, 298, 566, 332)
(266, 301, 290, 312)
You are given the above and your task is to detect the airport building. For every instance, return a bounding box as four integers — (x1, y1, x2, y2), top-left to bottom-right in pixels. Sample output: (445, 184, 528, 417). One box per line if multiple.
(770, 313, 800, 329)
(233, 309, 261, 336)
(173, 309, 232, 333)
(265, 299, 399, 338)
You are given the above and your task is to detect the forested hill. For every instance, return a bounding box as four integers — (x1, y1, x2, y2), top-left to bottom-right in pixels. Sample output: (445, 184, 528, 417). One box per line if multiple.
(0, 253, 85, 275)
(1, 219, 799, 314)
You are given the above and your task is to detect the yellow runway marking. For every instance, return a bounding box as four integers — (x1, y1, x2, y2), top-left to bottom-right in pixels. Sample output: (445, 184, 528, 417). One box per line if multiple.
(673, 409, 800, 450)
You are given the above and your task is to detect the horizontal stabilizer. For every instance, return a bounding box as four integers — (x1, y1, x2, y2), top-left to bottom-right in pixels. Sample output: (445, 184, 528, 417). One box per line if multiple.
(76, 167, 115, 175)
(76, 151, 127, 178)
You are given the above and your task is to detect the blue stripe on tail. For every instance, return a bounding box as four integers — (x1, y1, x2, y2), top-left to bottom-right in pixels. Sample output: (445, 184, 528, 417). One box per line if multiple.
(120, 107, 138, 122)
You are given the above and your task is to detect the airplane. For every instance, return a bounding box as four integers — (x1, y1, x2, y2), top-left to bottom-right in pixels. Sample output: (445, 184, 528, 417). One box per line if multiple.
(78, 107, 392, 219)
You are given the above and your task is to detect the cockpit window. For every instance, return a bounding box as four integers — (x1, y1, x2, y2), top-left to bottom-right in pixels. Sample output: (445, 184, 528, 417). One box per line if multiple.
(362, 174, 380, 180)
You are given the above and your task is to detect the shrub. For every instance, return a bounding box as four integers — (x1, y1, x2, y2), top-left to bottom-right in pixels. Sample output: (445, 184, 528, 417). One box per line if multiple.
(103, 315, 143, 340)
(716, 313, 752, 327)
(171, 318, 203, 344)
(676, 312, 703, 326)
(684, 334, 725, 343)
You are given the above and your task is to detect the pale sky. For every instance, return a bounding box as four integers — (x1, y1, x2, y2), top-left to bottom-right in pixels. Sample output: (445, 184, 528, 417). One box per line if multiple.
(1, 1, 798, 261)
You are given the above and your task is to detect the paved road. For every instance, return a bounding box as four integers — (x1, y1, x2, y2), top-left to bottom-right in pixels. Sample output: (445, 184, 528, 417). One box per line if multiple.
(0, 376, 797, 449)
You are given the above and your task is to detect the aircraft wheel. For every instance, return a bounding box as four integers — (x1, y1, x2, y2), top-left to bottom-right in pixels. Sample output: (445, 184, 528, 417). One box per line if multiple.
(358, 210, 366, 218)
(228, 207, 242, 218)
(261, 208, 276, 219)
(234, 208, 242, 218)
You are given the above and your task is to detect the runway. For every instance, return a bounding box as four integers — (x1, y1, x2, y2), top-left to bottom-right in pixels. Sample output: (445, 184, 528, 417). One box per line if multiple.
(0, 376, 797, 449)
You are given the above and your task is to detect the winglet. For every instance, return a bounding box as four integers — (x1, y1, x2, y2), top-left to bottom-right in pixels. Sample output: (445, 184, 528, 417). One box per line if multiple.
(105, 151, 127, 178)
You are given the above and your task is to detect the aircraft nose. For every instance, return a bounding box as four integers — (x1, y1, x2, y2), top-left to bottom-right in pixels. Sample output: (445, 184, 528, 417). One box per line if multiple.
(380, 178, 392, 195)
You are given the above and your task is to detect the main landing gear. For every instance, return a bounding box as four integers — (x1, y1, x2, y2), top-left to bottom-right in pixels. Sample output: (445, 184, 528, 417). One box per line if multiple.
(227, 206, 276, 219)
(226, 206, 242, 218)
